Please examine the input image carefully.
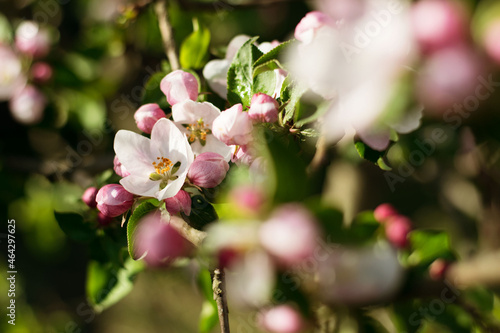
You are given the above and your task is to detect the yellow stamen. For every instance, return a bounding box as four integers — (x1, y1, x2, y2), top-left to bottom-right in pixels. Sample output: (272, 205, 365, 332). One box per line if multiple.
(152, 157, 173, 175)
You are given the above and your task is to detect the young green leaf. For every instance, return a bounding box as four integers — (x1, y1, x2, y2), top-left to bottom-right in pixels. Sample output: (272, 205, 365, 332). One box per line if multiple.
(55, 212, 96, 242)
(126, 201, 158, 259)
(253, 39, 294, 68)
(180, 19, 211, 70)
(183, 195, 218, 230)
(227, 36, 262, 106)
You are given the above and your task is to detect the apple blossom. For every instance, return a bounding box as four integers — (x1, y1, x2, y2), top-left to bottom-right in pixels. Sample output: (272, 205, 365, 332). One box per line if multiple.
(164, 189, 191, 216)
(113, 155, 130, 177)
(484, 21, 500, 64)
(31, 62, 53, 83)
(82, 187, 98, 208)
(134, 213, 193, 267)
(385, 215, 412, 248)
(257, 305, 305, 333)
(212, 104, 253, 146)
(134, 103, 167, 134)
(259, 204, 320, 267)
(0, 45, 25, 101)
(248, 93, 279, 123)
(160, 70, 199, 106)
(374, 203, 398, 223)
(294, 11, 335, 44)
(96, 184, 134, 217)
(9, 85, 46, 125)
(15, 21, 51, 58)
(187, 152, 229, 188)
(172, 100, 232, 160)
(114, 118, 194, 200)
(411, 0, 468, 54)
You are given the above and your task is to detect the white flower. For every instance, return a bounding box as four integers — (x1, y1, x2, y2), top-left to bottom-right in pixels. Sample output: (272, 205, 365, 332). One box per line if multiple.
(114, 118, 194, 200)
(172, 100, 232, 161)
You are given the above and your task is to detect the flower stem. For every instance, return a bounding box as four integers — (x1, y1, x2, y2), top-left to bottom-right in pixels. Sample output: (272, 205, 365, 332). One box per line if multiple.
(213, 268, 231, 333)
(154, 0, 180, 71)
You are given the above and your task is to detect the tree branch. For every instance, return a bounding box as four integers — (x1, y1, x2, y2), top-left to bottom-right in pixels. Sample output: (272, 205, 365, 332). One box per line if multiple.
(154, 0, 180, 70)
(213, 268, 231, 333)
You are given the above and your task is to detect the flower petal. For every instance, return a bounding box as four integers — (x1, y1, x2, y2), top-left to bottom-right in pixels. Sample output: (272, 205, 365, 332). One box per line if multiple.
(172, 100, 221, 125)
(114, 130, 155, 176)
(120, 175, 159, 197)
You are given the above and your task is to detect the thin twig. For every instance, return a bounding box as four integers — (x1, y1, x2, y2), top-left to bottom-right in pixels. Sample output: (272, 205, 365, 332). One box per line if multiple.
(154, 0, 180, 70)
(213, 268, 231, 333)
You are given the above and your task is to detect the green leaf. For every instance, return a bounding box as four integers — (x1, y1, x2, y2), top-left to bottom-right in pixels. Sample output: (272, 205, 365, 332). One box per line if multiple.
(126, 202, 158, 259)
(142, 71, 169, 108)
(354, 140, 393, 170)
(253, 39, 294, 68)
(280, 76, 306, 124)
(227, 36, 262, 106)
(253, 70, 276, 96)
(183, 195, 218, 230)
(55, 212, 96, 242)
(408, 230, 453, 266)
(266, 130, 309, 203)
(391, 301, 423, 333)
(253, 59, 282, 77)
(180, 19, 211, 70)
(197, 269, 219, 333)
(295, 101, 330, 128)
(86, 257, 144, 312)
(199, 300, 219, 333)
(464, 287, 494, 313)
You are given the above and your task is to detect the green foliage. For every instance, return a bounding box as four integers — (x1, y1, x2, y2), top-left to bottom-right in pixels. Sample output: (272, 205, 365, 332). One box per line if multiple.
(407, 230, 454, 266)
(227, 36, 262, 106)
(197, 269, 219, 333)
(280, 76, 307, 124)
(180, 19, 211, 70)
(253, 40, 293, 68)
(253, 70, 277, 97)
(126, 201, 159, 259)
(54, 212, 96, 243)
(354, 140, 392, 170)
(86, 257, 144, 312)
(142, 71, 169, 109)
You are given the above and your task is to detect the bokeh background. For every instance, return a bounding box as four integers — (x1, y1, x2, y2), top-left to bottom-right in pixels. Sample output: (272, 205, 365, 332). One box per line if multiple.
(2, 0, 500, 332)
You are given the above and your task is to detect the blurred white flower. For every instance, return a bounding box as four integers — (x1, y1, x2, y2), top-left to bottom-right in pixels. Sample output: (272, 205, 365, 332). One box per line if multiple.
(0, 45, 25, 101)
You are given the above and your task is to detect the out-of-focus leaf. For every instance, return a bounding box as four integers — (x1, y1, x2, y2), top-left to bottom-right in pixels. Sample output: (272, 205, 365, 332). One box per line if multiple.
(391, 300, 423, 333)
(227, 36, 262, 106)
(0, 13, 12, 43)
(126, 202, 158, 259)
(180, 19, 211, 70)
(142, 71, 169, 109)
(408, 230, 453, 266)
(183, 195, 218, 230)
(464, 287, 494, 313)
(86, 257, 144, 313)
(280, 76, 306, 123)
(354, 140, 393, 171)
(197, 269, 219, 333)
(55, 212, 96, 243)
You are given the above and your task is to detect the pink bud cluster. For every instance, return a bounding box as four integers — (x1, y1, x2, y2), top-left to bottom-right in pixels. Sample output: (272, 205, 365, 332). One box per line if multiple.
(374, 203, 412, 248)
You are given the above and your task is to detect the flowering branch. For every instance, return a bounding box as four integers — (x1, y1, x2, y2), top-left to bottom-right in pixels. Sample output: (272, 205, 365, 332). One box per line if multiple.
(213, 268, 231, 333)
(154, 0, 180, 70)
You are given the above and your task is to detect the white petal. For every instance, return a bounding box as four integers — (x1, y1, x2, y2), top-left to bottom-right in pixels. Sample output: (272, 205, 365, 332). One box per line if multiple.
(156, 174, 187, 200)
(388, 106, 423, 134)
(120, 175, 159, 197)
(114, 130, 155, 176)
(196, 135, 233, 161)
(172, 100, 221, 125)
(203, 59, 230, 98)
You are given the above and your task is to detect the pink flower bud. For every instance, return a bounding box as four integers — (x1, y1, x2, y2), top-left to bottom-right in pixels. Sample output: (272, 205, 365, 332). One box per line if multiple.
(0, 45, 25, 101)
(82, 186, 98, 208)
(31, 62, 53, 83)
(15, 21, 51, 58)
(212, 104, 253, 146)
(411, 0, 468, 54)
(257, 305, 305, 333)
(9, 85, 46, 125)
(429, 259, 449, 281)
(113, 155, 130, 177)
(96, 184, 134, 217)
(134, 103, 167, 134)
(164, 189, 192, 216)
(97, 212, 114, 227)
(294, 11, 335, 44)
(248, 93, 279, 123)
(483, 20, 500, 64)
(231, 144, 255, 165)
(259, 204, 320, 267)
(230, 186, 265, 213)
(385, 216, 412, 248)
(188, 152, 229, 188)
(134, 213, 193, 267)
(160, 70, 199, 106)
(374, 203, 398, 223)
